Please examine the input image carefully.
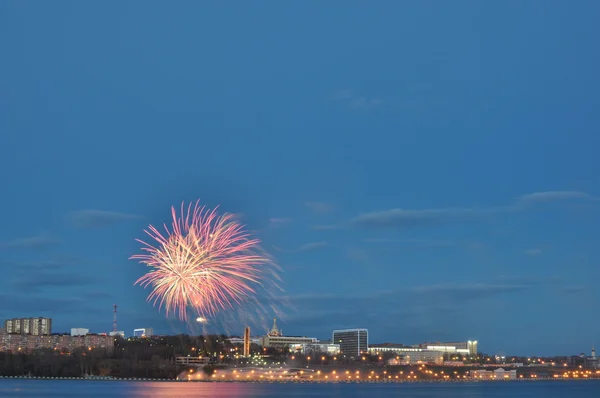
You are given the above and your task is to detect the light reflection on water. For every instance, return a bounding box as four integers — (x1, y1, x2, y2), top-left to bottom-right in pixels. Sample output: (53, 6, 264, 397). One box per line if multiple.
(0, 380, 599, 398)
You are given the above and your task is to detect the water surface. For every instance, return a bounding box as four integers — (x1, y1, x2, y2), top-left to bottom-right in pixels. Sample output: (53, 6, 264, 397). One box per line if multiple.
(1, 380, 599, 397)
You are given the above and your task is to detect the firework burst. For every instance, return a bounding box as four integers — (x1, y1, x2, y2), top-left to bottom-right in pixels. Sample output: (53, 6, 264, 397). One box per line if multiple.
(131, 201, 280, 321)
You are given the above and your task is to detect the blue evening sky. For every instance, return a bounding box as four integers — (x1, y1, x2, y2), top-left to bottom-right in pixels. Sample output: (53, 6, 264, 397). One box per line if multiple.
(1, 1, 599, 356)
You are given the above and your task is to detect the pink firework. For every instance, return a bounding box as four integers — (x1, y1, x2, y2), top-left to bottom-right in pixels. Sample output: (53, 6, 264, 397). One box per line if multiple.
(131, 201, 278, 321)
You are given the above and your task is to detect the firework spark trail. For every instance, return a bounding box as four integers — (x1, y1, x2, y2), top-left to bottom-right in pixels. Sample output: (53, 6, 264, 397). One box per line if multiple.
(131, 200, 280, 321)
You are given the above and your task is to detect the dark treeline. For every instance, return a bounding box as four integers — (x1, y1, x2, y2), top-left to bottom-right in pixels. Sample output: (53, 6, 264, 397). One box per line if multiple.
(0, 334, 237, 379)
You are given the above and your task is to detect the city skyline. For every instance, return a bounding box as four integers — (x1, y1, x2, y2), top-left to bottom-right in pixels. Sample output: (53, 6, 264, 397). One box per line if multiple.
(1, 1, 600, 356)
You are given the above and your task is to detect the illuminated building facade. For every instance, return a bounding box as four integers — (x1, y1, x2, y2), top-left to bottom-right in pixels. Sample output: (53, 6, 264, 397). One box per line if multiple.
(0, 333, 114, 353)
(419, 341, 478, 356)
(4, 318, 52, 336)
(289, 343, 340, 355)
(332, 328, 368, 357)
(133, 328, 153, 337)
(369, 344, 444, 364)
(70, 328, 89, 336)
(470, 368, 517, 380)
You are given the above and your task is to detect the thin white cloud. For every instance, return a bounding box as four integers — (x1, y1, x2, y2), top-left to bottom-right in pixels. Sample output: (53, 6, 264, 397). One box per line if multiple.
(363, 238, 454, 247)
(331, 89, 382, 109)
(69, 210, 142, 228)
(353, 191, 595, 228)
(280, 282, 531, 327)
(305, 202, 334, 213)
(411, 283, 530, 296)
(353, 207, 495, 228)
(11, 273, 96, 291)
(518, 191, 592, 204)
(311, 224, 342, 230)
(273, 241, 329, 253)
(563, 285, 585, 294)
(525, 248, 542, 256)
(268, 217, 293, 228)
(0, 236, 60, 250)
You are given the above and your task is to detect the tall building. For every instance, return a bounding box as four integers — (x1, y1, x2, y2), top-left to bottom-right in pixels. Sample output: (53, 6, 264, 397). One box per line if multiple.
(4, 318, 52, 335)
(332, 328, 368, 357)
(243, 326, 251, 357)
(133, 328, 153, 337)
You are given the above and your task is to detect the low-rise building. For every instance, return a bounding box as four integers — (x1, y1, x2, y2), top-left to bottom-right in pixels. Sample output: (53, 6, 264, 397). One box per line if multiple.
(176, 356, 211, 366)
(370, 344, 444, 365)
(260, 318, 318, 348)
(133, 328, 153, 338)
(261, 335, 319, 348)
(289, 343, 340, 355)
(71, 328, 89, 336)
(470, 368, 517, 380)
(0, 333, 114, 353)
(418, 341, 478, 356)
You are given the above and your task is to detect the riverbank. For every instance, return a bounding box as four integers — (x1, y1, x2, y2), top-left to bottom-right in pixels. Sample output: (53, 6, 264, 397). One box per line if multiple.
(0, 375, 172, 382)
(1, 375, 599, 383)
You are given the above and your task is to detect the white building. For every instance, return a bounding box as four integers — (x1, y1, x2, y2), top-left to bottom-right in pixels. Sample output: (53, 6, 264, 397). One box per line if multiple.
(470, 368, 517, 380)
(260, 318, 318, 348)
(369, 345, 444, 365)
(109, 331, 125, 338)
(133, 328, 153, 337)
(70, 328, 89, 336)
(419, 341, 478, 356)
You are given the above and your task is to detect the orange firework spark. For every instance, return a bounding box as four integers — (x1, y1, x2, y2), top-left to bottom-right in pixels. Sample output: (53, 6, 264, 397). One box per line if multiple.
(131, 201, 279, 321)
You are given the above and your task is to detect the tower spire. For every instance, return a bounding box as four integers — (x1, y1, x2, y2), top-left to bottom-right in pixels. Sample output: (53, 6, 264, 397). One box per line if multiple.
(269, 317, 280, 336)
